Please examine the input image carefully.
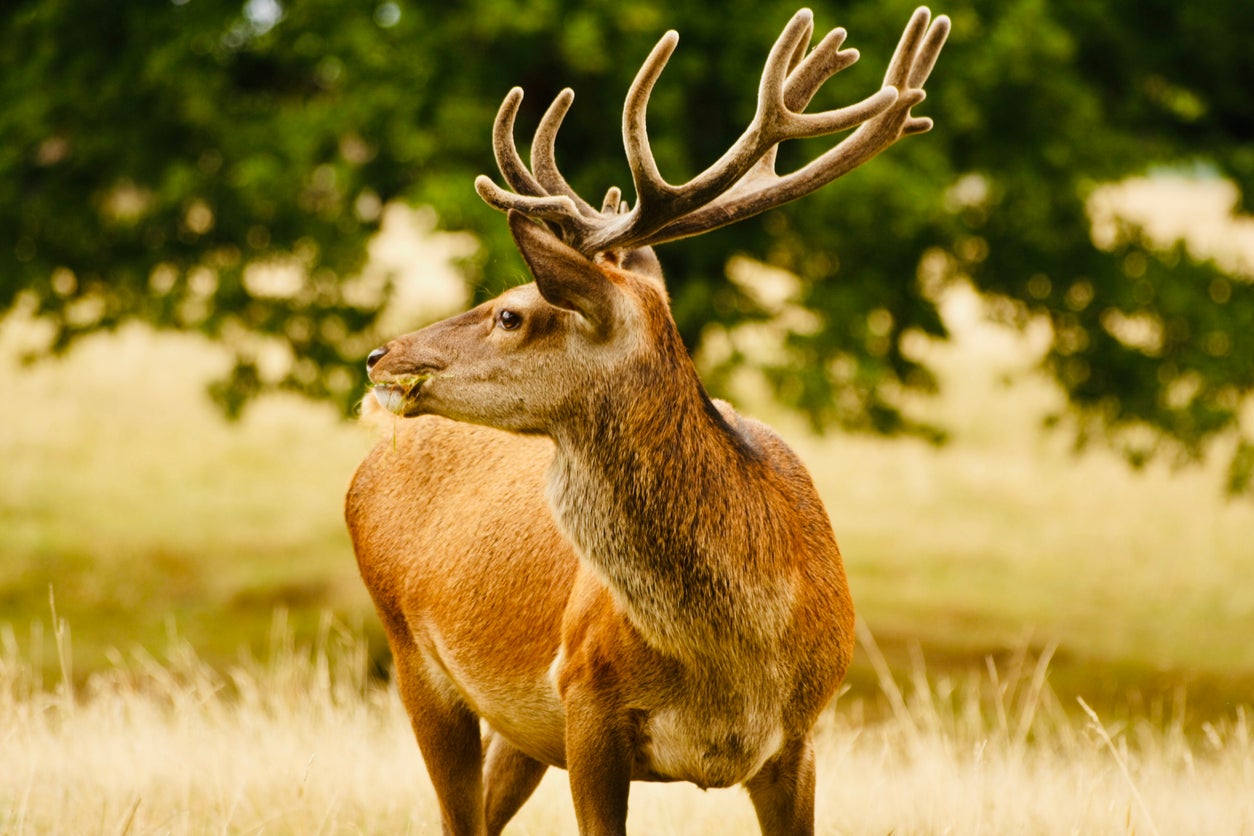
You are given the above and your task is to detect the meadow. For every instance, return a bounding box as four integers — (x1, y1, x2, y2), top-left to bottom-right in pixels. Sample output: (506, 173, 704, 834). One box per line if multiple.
(3, 614, 1251, 834)
(2, 185, 1254, 832)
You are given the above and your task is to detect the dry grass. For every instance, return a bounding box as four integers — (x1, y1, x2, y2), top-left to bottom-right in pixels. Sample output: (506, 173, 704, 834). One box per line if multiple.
(2, 617, 1251, 835)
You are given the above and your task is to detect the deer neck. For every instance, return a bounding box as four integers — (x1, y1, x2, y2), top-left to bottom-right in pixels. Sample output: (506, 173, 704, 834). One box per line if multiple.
(545, 335, 792, 659)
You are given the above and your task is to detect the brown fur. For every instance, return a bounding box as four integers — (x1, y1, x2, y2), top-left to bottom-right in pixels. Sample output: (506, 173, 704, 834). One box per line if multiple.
(346, 215, 853, 835)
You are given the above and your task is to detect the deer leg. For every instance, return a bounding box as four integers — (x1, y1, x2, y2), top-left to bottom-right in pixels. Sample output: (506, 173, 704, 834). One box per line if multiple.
(563, 688, 634, 836)
(744, 735, 817, 836)
(482, 729, 548, 836)
(392, 645, 486, 836)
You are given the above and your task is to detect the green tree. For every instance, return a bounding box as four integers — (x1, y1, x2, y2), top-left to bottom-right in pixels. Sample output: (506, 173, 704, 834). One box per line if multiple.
(3, 0, 1252, 488)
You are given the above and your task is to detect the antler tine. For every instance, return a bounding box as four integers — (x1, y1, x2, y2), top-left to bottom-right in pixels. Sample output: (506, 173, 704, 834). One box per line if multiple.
(783, 26, 855, 112)
(902, 12, 951, 134)
(908, 10, 949, 87)
(622, 29, 681, 211)
(785, 86, 899, 138)
(756, 9, 816, 119)
(601, 186, 623, 215)
(477, 86, 598, 245)
(883, 6, 934, 91)
(491, 88, 546, 197)
(474, 177, 582, 222)
(532, 89, 601, 219)
(785, 10, 813, 75)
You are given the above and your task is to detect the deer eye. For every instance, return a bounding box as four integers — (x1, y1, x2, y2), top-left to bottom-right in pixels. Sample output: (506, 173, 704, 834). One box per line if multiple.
(497, 309, 523, 331)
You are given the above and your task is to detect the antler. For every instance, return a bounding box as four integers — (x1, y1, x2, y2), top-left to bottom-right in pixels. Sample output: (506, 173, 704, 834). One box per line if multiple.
(475, 7, 950, 256)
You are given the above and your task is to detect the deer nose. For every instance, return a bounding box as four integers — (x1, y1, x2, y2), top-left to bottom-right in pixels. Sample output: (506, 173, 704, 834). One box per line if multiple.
(366, 346, 389, 369)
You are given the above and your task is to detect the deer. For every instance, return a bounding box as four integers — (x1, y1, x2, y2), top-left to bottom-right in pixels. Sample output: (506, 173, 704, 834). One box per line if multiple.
(345, 7, 948, 834)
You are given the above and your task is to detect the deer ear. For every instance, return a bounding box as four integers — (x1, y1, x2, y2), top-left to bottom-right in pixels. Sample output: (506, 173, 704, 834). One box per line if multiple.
(508, 210, 614, 330)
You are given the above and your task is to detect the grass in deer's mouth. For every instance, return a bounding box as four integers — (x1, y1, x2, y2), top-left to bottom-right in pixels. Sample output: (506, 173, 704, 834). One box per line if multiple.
(370, 374, 433, 415)
(381, 373, 432, 394)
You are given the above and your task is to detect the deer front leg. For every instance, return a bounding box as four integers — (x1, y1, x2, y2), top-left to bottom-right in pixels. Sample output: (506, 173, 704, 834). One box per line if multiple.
(744, 734, 818, 836)
(391, 643, 486, 836)
(563, 683, 636, 836)
(483, 729, 549, 836)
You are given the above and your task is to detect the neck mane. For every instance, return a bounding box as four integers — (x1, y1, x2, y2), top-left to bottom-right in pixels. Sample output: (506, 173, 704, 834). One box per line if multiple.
(545, 292, 796, 658)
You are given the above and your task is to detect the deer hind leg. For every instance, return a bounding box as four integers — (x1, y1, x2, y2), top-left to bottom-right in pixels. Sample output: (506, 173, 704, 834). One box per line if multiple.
(392, 644, 486, 836)
(744, 735, 818, 836)
(482, 729, 549, 835)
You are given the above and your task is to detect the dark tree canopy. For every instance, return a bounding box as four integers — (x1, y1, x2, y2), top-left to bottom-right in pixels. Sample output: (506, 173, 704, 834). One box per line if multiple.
(3, 0, 1253, 488)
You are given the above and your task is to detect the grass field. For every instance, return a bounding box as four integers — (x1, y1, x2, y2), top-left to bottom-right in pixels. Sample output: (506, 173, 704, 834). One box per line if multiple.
(2, 185, 1253, 831)
(3, 617, 1251, 834)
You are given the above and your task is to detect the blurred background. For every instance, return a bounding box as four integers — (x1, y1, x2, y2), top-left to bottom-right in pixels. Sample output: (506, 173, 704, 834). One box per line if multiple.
(2, 0, 1253, 720)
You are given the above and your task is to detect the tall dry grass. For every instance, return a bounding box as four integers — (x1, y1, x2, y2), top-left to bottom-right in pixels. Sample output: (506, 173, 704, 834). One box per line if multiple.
(3, 614, 1251, 835)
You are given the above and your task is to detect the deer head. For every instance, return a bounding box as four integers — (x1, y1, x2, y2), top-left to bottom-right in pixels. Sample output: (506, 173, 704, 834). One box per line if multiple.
(367, 6, 949, 437)
(367, 210, 672, 433)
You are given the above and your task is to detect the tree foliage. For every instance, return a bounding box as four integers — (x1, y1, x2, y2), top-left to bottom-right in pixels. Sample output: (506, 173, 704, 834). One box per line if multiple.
(3, 0, 1253, 487)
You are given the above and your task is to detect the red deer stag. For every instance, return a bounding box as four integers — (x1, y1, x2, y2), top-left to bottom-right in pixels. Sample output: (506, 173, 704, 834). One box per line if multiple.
(346, 7, 947, 834)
